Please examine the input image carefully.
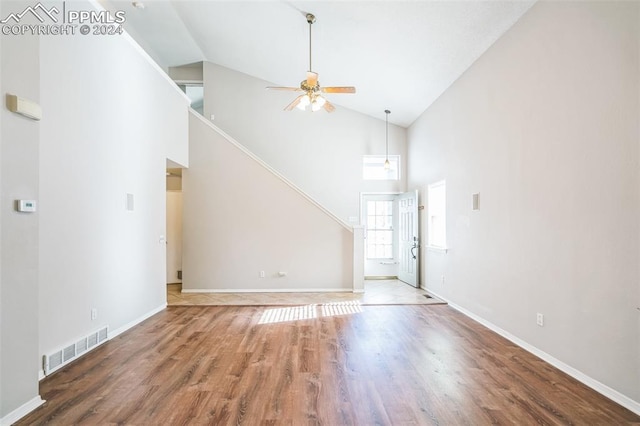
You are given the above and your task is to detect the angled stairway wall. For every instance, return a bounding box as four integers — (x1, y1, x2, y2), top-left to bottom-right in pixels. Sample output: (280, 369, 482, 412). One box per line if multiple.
(202, 62, 407, 224)
(183, 111, 355, 292)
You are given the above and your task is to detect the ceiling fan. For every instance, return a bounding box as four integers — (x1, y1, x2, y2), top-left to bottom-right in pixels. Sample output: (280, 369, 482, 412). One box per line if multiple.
(267, 13, 356, 113)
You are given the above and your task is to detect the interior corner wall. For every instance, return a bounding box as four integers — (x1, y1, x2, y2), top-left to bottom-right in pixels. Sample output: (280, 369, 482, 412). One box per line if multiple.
(0, 8, 41, 418)
(183, 113, 353, 292)
(202, 62, 407, 223)
(408, 1, 640, 403)
(38, 2, 189, 362)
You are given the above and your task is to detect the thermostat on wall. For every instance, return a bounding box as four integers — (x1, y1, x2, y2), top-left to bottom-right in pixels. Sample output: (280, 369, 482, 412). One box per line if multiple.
(17, 200, 37, 212)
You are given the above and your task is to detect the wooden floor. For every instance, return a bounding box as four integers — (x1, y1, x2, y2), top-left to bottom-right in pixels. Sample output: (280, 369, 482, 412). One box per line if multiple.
(19, 305, 640, 425)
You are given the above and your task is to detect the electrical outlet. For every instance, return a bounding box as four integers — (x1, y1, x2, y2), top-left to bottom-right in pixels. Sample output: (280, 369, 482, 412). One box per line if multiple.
(91, 308, 98, 321)
(536, 313, 544, 327)
(441, 275, 445, 285)
(259, 271, 265, 278)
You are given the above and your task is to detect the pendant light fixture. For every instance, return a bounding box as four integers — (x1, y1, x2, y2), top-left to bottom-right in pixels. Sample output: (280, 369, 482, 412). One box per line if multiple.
(384, 109, 391, 170)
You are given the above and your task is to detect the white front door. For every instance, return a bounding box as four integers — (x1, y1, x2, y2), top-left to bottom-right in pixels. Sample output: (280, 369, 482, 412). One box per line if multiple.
(398, 190, 419, 287)
(362, 194, 398, 278)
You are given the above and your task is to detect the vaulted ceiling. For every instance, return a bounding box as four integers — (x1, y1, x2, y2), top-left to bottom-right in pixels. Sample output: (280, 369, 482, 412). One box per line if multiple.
(101, 1, 535, 127)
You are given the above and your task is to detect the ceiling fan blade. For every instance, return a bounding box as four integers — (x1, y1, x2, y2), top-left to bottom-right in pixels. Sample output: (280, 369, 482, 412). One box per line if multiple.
(284, 95, 305, 111)
(266, 86, 302, 91)
(321, 86, 356, 94)
(306, 72, 318, 87)
(323, 100, 336, 113)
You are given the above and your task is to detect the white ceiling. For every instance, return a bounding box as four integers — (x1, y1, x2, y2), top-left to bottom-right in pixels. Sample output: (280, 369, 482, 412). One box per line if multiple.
(102, 1, 535, 127)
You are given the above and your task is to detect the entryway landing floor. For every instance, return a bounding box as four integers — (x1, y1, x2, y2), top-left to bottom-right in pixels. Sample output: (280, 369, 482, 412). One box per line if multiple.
(167, 279, 445, 306)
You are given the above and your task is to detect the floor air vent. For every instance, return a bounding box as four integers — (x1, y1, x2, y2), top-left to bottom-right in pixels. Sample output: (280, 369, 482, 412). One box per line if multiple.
(43, 325, 109, 376)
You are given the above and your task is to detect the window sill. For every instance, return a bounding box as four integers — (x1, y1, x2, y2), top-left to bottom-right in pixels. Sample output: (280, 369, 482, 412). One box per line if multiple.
(427, 246, 448, 254)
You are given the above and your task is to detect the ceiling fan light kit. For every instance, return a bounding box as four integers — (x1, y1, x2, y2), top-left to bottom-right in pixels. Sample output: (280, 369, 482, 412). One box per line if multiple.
(267, 12, 356, 113)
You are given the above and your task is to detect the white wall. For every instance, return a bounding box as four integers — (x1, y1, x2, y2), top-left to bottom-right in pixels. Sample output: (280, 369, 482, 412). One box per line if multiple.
(408, 1, 640, 405)
(183, 112, 353, 291)
(203, 62, 407, 224)
(38, 1, 189, 363)
(0, 16, 3, 418)
(0, 1, 42, 418)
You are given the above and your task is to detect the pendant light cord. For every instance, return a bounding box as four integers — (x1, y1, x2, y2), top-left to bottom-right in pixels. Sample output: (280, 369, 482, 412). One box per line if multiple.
(385, 110, 390, 160)
(309, 19, 312, 71)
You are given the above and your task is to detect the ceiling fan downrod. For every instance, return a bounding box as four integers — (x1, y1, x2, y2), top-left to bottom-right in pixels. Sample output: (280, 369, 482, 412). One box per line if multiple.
(306, 13, 315, 72)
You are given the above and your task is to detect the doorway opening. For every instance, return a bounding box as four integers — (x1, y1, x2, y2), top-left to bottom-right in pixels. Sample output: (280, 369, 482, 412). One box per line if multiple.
(166, 166, 183, 289)
(361, 190, 419, 288)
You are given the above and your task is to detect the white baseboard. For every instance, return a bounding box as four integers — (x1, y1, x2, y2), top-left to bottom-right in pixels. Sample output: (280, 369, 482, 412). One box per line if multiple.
(181, 288, 353, 294)
(109, 303, 166, 339)
(427, 289, 640, 416)
(0, 396, 45, 426)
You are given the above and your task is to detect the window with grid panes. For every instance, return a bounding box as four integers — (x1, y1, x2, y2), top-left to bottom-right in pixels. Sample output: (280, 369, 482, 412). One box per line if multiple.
(366, 200, 393, 259)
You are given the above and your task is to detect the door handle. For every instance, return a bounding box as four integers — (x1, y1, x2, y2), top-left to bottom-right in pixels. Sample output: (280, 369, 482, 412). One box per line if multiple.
(410, 244, 417, 260)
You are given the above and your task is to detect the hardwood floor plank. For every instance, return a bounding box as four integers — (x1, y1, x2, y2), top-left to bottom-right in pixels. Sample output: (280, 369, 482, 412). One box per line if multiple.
(17, 305, 640, 425)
